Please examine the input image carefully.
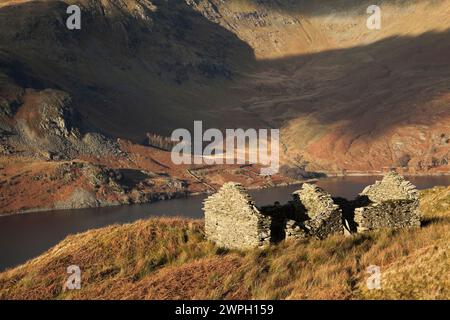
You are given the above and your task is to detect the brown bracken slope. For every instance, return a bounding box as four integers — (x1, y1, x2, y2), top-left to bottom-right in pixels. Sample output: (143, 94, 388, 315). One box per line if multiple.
(0, 186, 448, 300)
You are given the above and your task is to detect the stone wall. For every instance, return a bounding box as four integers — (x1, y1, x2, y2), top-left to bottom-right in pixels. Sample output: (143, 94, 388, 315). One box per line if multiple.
(354, 200, 421, 232)
(284, 219, 308, 240)
(360, 172, 418, 202)
(288, 184, 344, 239)
(354, 172, 421, 232)
(203, 182, 271, 249)
(203, 172, 421, 250)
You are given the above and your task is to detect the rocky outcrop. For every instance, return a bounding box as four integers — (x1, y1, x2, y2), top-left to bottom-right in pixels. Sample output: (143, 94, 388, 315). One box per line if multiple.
(203, 182, 271, 250)
(9, 89, 122, 160)
(354, 172, 421, 232)
(54, 188, 100, 210)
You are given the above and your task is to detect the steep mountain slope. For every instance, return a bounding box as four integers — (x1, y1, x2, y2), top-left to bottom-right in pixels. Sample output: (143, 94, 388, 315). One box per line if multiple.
(0, 0, 256, 143)
(0, 0, 449, 173)
(199, 0, 450, 172)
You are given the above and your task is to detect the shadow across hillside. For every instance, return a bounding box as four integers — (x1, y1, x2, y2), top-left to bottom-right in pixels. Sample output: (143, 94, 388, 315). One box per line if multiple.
(247, 0, 438, 16)
(0, 0, 257, 139)
(0, 0, 449, 145)
(246, 29, 450, 139)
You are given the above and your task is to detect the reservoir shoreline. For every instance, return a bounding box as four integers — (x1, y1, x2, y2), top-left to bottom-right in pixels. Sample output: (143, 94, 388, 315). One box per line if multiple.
(3, 171, 450, 217)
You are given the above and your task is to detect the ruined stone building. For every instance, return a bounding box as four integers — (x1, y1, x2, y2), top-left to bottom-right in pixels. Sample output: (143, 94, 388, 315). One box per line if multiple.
(284, 184, 343, 240)
(354, 172, 421, 232)
(203, 172, 422, 250)
(203, 182, 271, 249)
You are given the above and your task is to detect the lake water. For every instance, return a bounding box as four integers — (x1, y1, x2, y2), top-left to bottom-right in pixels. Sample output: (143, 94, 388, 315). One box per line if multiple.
(0, 175, 449, 271)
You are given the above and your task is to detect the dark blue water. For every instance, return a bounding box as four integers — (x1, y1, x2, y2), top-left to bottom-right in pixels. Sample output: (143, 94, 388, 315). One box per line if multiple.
(0, 175, 449, 271)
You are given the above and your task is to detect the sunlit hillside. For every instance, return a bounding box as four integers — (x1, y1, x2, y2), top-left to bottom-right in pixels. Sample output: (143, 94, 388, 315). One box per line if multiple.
(0, 186, 448, 300)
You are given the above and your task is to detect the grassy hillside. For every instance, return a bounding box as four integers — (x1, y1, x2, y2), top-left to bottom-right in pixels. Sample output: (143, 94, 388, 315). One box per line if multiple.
(0, 186, 448, 300)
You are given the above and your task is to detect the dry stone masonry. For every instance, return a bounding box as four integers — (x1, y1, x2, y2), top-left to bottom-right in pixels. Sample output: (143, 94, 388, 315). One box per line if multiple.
(203, 172, 422, 250)
(354, 172, 421, 232)
(203, 182, 271, 249)
(286, 184, 344, 240)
